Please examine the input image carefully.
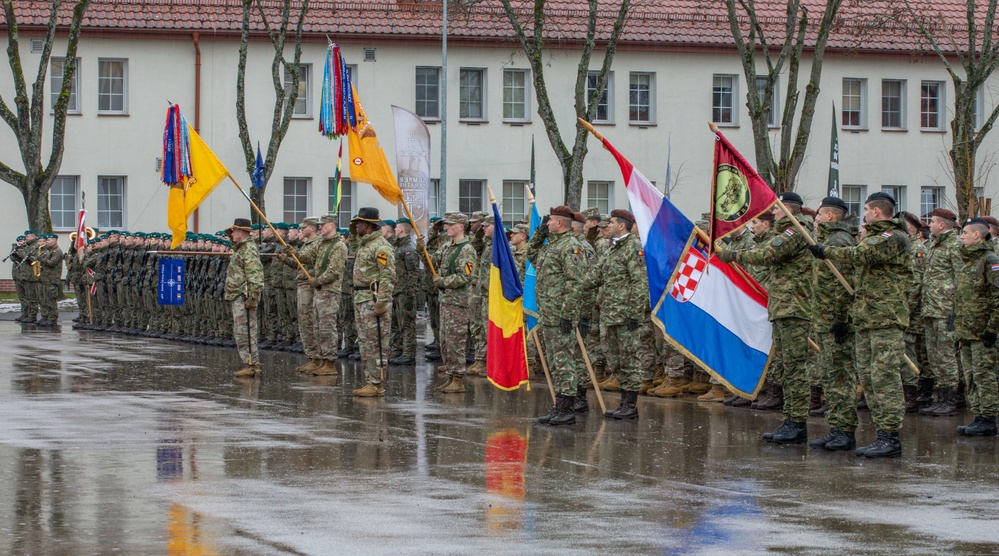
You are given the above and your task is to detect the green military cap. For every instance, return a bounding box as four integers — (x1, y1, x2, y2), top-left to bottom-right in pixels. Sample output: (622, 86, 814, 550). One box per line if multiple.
(16, 235, 25, 241)
(443, 211, 468, 225)
(481, 214, 494, 226)
(289, 223, 300, 230)
(301, 217, 319, 228)
(383, 219, 396, 227)
(429, 216, 441, 223)
(397, 217, 411, 225)
(25, 229, 36, 235)
(338, 228, 348, 235)
(469, 211, 488, 223)
(319, 214, 337, 224)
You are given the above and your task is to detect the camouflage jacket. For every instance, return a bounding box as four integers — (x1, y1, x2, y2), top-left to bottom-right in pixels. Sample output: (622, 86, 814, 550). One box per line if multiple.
(921, 229, 962, 319)
(475, 236, 493, 296)
(824, 218, 911, 331)
(907, 236, 928, 333)
(39, 245, 64, 285)
(742, 230, 774, 287)
(341, 236, 358, 295)
(598, 233, 649, 325)
(727, 228, 756, 251)
(436, 237, 477, 307)
(513, 243, 527, 282)
(224, 238, 263, 302)
(393, 234, 421, 295)
(313, 236, 348, 290)
(734, 216, 812, 322)
(285, 235, 321, 284)
(954, 241, 999, 341)
(527, 229, 597, 325)
(352, 232, 395, 305)
(810, 220, 857, 326)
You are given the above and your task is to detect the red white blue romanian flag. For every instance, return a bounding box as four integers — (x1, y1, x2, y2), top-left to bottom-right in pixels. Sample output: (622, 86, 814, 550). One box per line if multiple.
(486, 202, 530, 391)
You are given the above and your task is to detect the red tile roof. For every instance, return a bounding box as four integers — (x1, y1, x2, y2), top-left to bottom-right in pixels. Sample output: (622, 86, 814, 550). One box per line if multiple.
(0, 0, 990, 55)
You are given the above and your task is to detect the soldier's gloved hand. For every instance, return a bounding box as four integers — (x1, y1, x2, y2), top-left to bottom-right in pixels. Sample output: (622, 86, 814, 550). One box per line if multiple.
(433, 275, 442, 290)
(626, 318, 640, 332)
(538, 216, 551, 237)
(416, 237, 427, 253)
(946, 313, 955, 332)
(831, 323, 850, 344)
(577, 318, 591, 337)
(559, 318, 573, 334)
(586, 226, 599, 242)
(716, 249, 737, 264)
(374, 301, 390, 317)
(807, 243, 827, 259)
(982, 330, 997, 348)
(308, 277, 320, 288)
(244, 297, 258, 310)
(276, 253, 288, 263)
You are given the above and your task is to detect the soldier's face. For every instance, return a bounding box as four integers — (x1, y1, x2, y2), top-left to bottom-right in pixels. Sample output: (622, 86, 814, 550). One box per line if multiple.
(231, 229, 249, 242)
(929, 216, 951, 237)
(750, 218, 770, 237)
(510, 232, 526, 246)
(960, 225, 986, 246)
(600, 226, 613, 239)
(584, 220, 597, 232)
(484, 223, 494, 238)
(381, 226, 394, 239)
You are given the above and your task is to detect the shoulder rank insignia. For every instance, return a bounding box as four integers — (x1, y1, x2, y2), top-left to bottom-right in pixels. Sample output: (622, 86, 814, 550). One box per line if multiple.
(376, 252, 388, 265)
(464, 262, 474, 275)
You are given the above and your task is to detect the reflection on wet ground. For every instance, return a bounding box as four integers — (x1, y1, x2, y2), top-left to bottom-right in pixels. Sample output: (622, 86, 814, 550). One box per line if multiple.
(0, 318, 997, 554)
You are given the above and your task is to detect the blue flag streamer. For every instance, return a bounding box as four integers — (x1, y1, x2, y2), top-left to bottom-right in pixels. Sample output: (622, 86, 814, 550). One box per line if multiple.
(251, 144, 265, 188)
(523, 203, 542, 331)
(157, 258, 186, 306)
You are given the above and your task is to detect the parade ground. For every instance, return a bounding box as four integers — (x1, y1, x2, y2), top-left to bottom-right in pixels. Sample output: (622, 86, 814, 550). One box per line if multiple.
(0, 314, 998, 555)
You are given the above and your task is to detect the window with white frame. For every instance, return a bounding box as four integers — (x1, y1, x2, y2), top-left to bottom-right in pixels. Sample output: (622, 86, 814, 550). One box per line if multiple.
(329, 177, 352, 228)
(756, 76, 779, 127)
(98, 59, 127, 114)
(841, 184, 866, 217)
(629, 72, 654, 124)
(459, 68, 486, 120)
(50, 57, 80, 114)
(97, 176, 125, 228)
(502, 180, 528, 225)
(920, 186, 944, 219)
(921, 81, 945, 130)
(587, 71, 613, 123)
(283, 177, 311, 224)
(712, 74, 737, 125)
(881, 185, 907, 211)
(882, 79, 906, 129)
(415, 67, 441, 120)
(503, 69, 530, 122)
(587, 181, 612, 215)
(428, 178, 440, 218)
(842, 78, 866, 128)
(459, 180, 485, 214)
(284, 64, 312, 118)
(50, 176, 79, 230)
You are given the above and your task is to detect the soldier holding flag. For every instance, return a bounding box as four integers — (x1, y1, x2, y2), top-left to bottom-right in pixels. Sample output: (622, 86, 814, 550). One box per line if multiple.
(224, 218, 264, 378)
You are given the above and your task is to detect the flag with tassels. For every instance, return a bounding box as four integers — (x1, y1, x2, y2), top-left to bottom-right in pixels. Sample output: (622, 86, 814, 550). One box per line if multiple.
(162, 104, 231, 249)
(319, 43, 356, 139)
(486, 192, 530, 391)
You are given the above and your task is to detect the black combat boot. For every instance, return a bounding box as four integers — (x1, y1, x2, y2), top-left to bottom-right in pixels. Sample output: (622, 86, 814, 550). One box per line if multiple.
(754, 384, 784, 411)
(809, 428, 856, 451)
(538, 395, 563, 424)
(957, 416, 983, 436)
(856, 430, 901, 458)
(605, 392, 627, 418)
(612, 391, 639, 420)
(926, 387, 959, 417)
(903, 384, 919, 413)
(763, 419, 805, 443)
(571, 387, 590, 414)
(808, 386, 823, 413)
(548, 395, 577, 426)
(960, 416, 998, 437)
(916, 378, 934, 406)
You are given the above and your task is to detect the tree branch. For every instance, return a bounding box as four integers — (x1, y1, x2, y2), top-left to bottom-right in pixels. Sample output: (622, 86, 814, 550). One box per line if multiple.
(44, 0, 91, 179)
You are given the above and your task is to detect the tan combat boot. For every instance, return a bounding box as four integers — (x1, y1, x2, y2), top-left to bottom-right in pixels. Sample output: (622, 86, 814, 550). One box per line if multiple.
(638, 379, 656, 396)
(353, 382, 384, 397)
(312, 359, 338, 376)
(697, 383, 728, 402)
(466, 360, 486, 376)
(437, 365, 447, 374)
(297, 359, 321, 373)
(234, 365, 259, 378)
(442, 375, 466, 393)
(434, 376, 453, 392)
(598, 374, 621, 392)
(655, 377, 691, 397)
(687, 379, 712, 395)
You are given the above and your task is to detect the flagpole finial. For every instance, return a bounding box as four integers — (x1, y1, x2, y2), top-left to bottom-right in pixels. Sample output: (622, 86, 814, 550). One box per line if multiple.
(577, 117, 603, 141)
(525, 183, 536, 205)
(487, 185, 497, 206)
(708, 122, 720, 133)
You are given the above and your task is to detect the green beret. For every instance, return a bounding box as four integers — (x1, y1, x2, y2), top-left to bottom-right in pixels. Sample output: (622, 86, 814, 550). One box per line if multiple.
(429, 217, 441, 223)
(397, 217, 411, 225)
(383, 219, 396, 227)
(16, 235, 25, 241)
(25, 229, 36, 235)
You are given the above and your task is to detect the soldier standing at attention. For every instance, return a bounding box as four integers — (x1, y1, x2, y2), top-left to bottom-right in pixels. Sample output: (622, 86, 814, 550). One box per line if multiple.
(919, 208, 964, 417)
(433, 212, 477, 393)
(900, 211, 928, 412)
(36, 234, 64, 327)
(807, 192, 911, 458)
(224, 218, 264, 378)
(953, 218, 999, 437)
(718, 192, 813, 443)
(11, 231, 35, 323)
(389, 218, 420, 366)
(279, 217, 323, 372)
(467, 214, 494, 376)
(307, 214, 348, 375)
(351, 208, 396, 397)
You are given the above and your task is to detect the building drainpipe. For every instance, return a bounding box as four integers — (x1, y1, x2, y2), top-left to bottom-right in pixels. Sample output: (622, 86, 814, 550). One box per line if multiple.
(192, 32, 201, 233)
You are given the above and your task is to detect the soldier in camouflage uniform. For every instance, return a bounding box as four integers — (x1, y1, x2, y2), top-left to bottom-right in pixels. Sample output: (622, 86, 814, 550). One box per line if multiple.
(582, 209, 609, 384)
(11, 231, 36, 323)
(467, 211, 489, 364)
(919, 207, 964, 417)
(953, 217, 999, 437)
(389, 218, 421, 365)
(223, 218, 264, 377)
(35, 234, 64, 327)
(806, 197, 860, 451)
(308, 215, 348, 375)
(338, 227, 359, 357)
(351, 208, 396, 397)
(467, 214, 494, 375)
(279, 218, 322, 372)
(901, 211, 929, 411)
(809, 192, 911, 458)
(527, 206, 598, 426)
(423, 218, 445, 360)
(433, 212, 478, 394)
(719, 192, 812, 444)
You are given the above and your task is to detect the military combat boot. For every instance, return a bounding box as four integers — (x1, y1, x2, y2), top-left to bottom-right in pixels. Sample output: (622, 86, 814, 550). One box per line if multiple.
(686, 378, 711, 395)
(697, 384, 727, 402)
(442, 376, 466, 394)
(548, 395, 577, 426)
(612, 391, 639, 420)
(353, 382, 385, 397)
(466, 360, 486, 376)
(605, 394, 627, 418)
(753, 384, 784, 411)
(598, 374, 621, 392)
(903, 384, 919, 413)
(437, 365, 447, 374)
(312, 360, 338, 376)
(764, 420, 807, 444)
(959, 416, 998, 437)
(538, 395, 563, 424)
(957, 416, 983, 436)
(808, 428, 855, 451)
(638, 379, 655, 396)
(297, 359, 322, 373)
(434, 376, 453, 392)
(916, 378, 934, 406)
(925, 387, 959, 417)
(234, 365, 260, 378)
(808, 386, 823, 412)
(571, 387, 589, 413)
(653, 377, 690, 397)
(856, 430, 901, 458)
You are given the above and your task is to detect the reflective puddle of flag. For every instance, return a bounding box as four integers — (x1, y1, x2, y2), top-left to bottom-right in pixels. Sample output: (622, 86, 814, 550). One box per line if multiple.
(486, 202, 530, 391)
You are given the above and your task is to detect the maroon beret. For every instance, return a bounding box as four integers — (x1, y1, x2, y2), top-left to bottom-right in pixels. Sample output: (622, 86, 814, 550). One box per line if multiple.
(573, 211, 586, 223)
(610, 209, 635, 224)
(550, 205, 574, 219)
(930, 208, 957, 222)
(756, 211, 775, 222)
(984, 215, 999, 227)
(901, 211, 923, 230)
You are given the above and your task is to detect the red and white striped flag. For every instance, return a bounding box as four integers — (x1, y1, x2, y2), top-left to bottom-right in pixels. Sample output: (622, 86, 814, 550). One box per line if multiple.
(87, 267, 97, 296)
(75, 208, 87, 251)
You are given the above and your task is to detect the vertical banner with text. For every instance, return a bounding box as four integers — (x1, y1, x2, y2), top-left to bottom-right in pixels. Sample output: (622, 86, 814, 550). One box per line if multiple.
(392, 105, 431, 238)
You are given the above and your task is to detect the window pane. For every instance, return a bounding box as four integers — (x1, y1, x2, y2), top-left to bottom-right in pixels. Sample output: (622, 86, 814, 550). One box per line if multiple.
(842, 78, 863, 127)
(502, 180, 528, 224)
(459, 180, 484, 214)
(587, 181, 612, 215)
(713, 75, 734, 124)
(882, 80, 904, 128)
(921, 81, 941, 129)
(503, 69, 527, 120)
(587, 72, 611, 122)
(98, 59, 126, 114)
(460, 69, 484, 119)
(284, 64, 311, 117)
(283, 178, 310, 223)
(97, 176, 124, 228)
(416, 67, 440, 119)
(629, 73, 652, 123)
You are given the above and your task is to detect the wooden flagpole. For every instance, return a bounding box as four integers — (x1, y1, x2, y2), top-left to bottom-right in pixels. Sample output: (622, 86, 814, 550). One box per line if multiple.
(228, 175, 312, 280)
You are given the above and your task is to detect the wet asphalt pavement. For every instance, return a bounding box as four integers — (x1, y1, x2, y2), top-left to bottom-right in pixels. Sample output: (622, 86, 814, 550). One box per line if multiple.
(0, 314, 998, 555)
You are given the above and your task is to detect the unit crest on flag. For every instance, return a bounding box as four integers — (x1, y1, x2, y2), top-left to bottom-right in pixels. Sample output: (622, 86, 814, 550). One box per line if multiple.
(714, 164, 752, 222)
(669, 249, 707, 303)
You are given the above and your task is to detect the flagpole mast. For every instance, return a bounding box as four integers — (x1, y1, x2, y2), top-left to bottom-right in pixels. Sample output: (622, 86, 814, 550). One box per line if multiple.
(400, 197, 438, 279)
(229, 175, 313, 280)
(439, 0, 448, 216)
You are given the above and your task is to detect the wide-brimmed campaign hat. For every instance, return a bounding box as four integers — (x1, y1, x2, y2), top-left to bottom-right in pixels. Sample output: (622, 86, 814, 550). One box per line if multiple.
(351, 207, 383, 227)
(226, 218, 252, 232)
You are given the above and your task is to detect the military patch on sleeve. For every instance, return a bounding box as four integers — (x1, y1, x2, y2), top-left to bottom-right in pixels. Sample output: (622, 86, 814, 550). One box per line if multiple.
(464, 262, 474, 275)
(376, 252, 388, 265)
(785, 229, 795, 236)
(637, 250, 644, 256)
(868, 237, 885, 245)
(772, 237, 784, 247)
(572, 248, 581, 254)
(882, 231, 893, 238)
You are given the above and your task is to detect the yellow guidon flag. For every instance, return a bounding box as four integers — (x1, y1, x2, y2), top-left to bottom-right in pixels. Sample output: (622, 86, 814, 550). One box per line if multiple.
(165, 124, 230, 249)
(347, 86, 403, 205)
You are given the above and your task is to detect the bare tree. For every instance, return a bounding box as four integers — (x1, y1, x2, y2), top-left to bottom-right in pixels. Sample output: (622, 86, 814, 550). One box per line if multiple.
(903, 0, 999, 218)
(721, 0, 843, 193)
(499, 0, 631, 209)
(0, 0, 91, 231)
(235, 0, 309, 219)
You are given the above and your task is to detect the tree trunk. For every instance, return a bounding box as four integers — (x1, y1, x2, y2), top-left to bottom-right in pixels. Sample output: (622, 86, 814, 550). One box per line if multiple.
(22, 176, 53, 232)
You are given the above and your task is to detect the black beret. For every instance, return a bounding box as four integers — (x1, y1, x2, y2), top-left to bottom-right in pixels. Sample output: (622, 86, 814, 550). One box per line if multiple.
(866, 191, 896, 207)
(778, 191, 803, 206)
(819, 196, 849, 213)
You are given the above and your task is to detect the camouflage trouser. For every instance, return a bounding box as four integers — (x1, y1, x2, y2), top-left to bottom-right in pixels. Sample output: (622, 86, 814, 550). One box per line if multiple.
(585, 314, 605, 368)
(807, 331, 821, 386)
(474, 290, 491, 362)
(924, 318, 960, 389)
(37, 282, 60, 321)
(525, 319, 540, 367)
(855, 328, 905, 432)
(816, 330, 858, 432)
(262, 286, 278, 341)
(773, 318, 810, 423)
(314, 288, 340, 360)
(428, 290, 440, 344)
(297, 285, 319, 359)
(16, 277, 29, 317)
(231, 300, 259, 366)
(355, 300, 391, 384)
(22, 280, 40, 317)
(901, 332, 924, 387)
(639, 319, 659, 382)
(392, 292, 417, 358)
(339, 292, 357, 350)
(541, 323, 587, 396)
(468, 293, 484, 357)
(959, 341, 999, 418)
(662, 341, 697, 379)
(605, 323, 643, 391)
(440, 302, 472, 376)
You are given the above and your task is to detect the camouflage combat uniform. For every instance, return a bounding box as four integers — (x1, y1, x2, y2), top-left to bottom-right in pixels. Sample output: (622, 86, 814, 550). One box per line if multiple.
(312, 232, 348, 362)
(598, 232, 649, 391)
(353, 231, 396, 385)
(224, 236, 264, 366)
(435, 235, 476, 376)
(954, 241, 999, 420)
(391, 233, 421, 359)
(921, 229, 963, 390)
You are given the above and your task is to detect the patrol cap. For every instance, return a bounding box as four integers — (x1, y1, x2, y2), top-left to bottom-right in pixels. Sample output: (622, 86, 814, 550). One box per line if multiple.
(300, 216, 319, 228)
(598, 216, 611, 228)
(442, 211, 468, 225)
(778, 191, 804, 206)
(550, 205, 574, 220)
(866, 191, 896, 207)
(351, 207, 383, 227)
(469, 211, 488, 223)
(930, 208, 957, 222)
(481, 214, 494, 226)
(820, 196, 849, 213)
(584, 207, 601, 221)
(510, 223, 530, 236)
(319, 214, 337, 224)
(610, 209, 635, 225)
